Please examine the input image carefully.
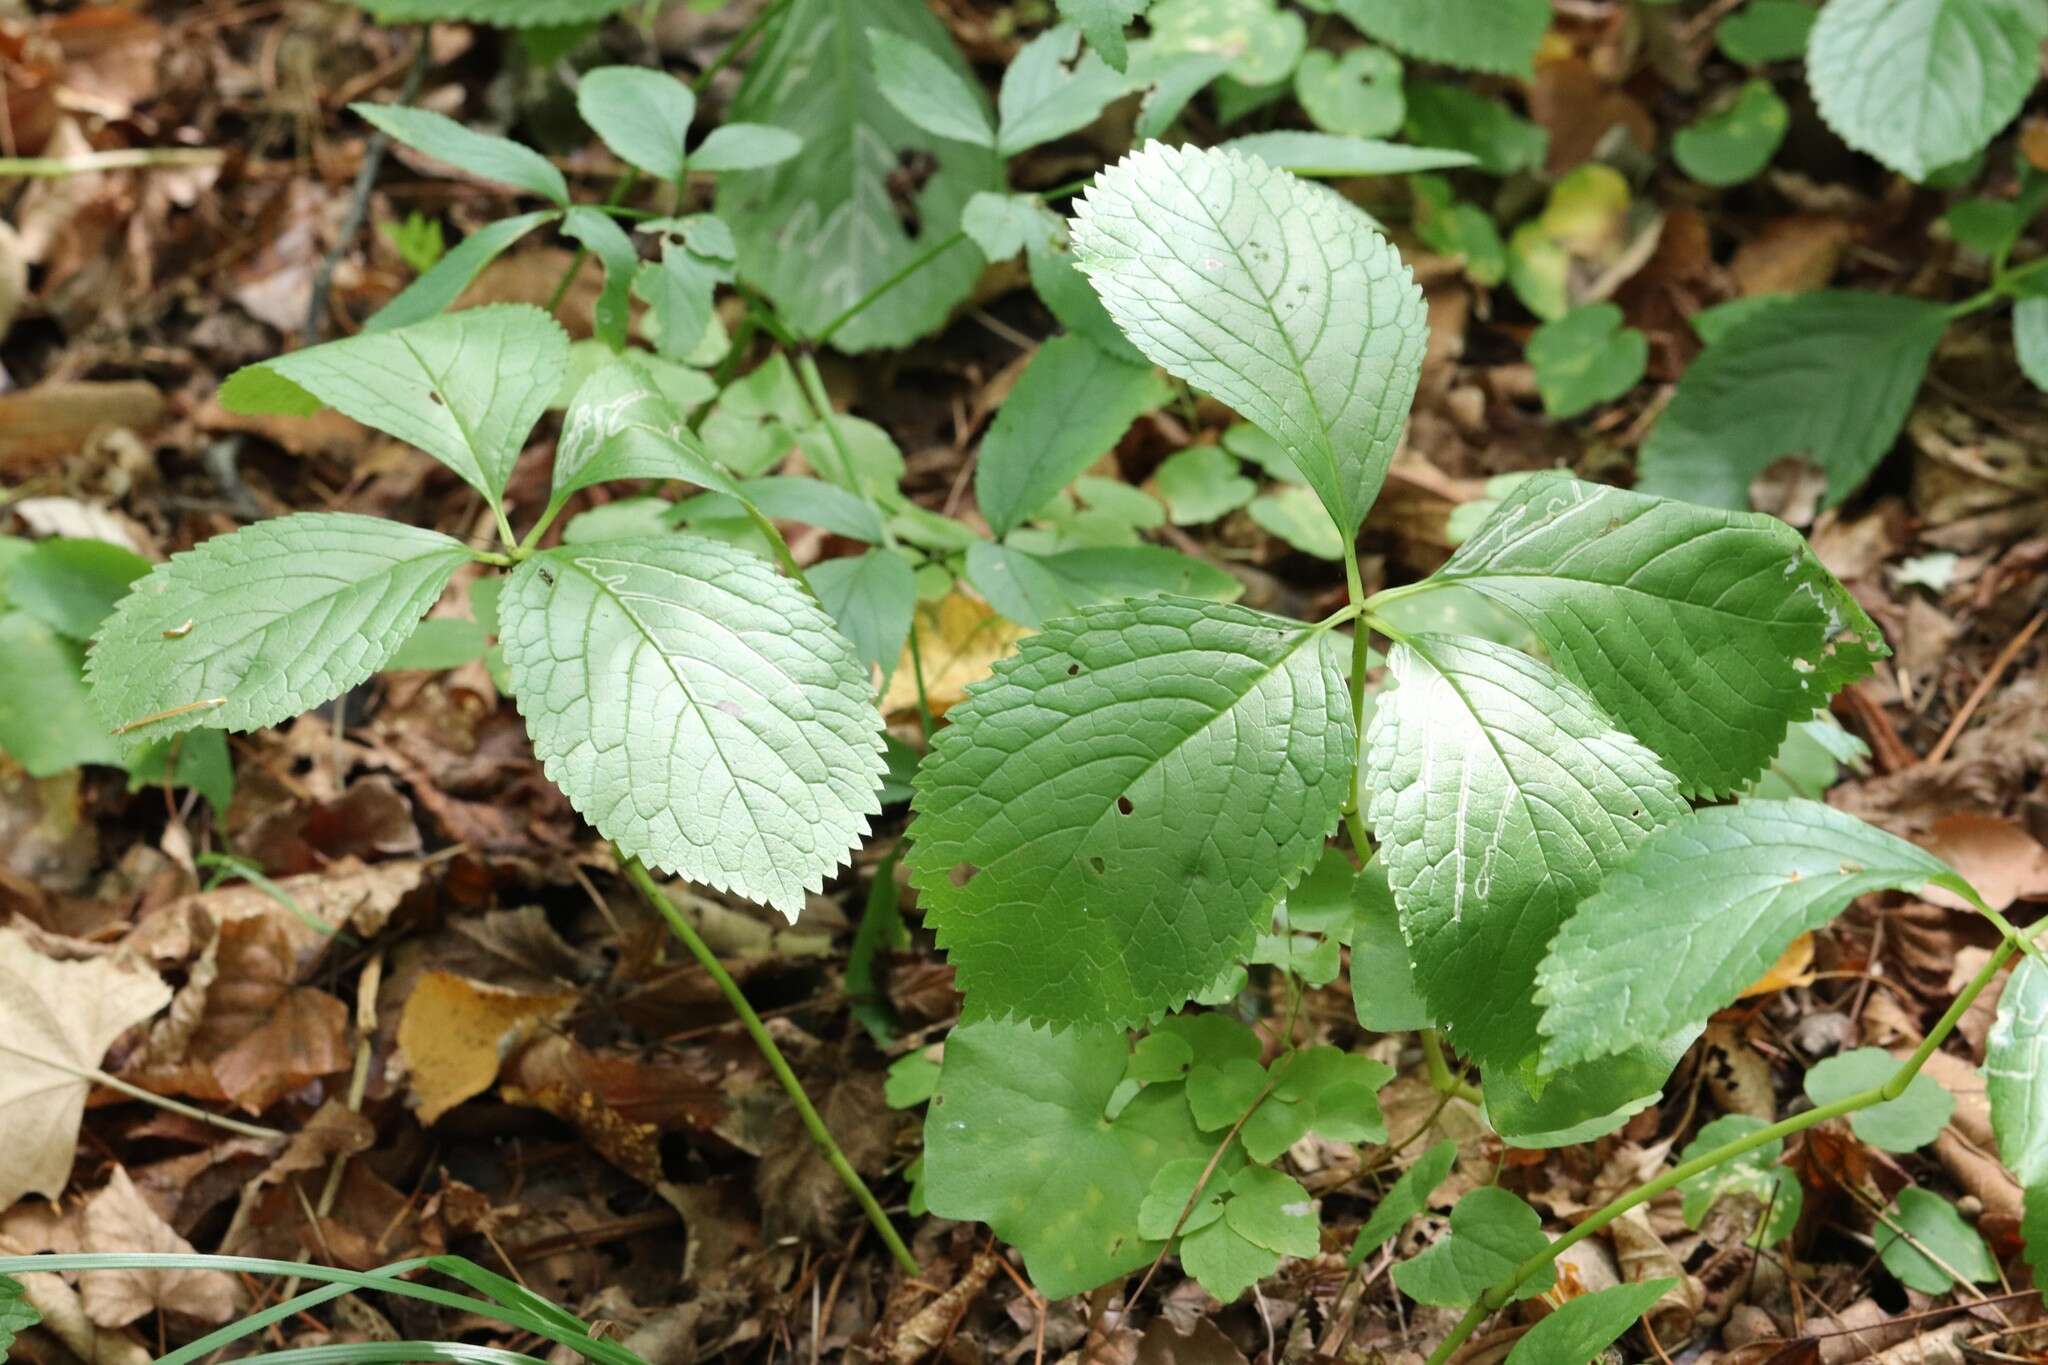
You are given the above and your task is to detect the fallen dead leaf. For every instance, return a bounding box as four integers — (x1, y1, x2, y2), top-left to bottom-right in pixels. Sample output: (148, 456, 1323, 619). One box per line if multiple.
(0, 381, 165, 471)
(880, 591, 1029, 718)
(79, 1167, 238, 1327)
(397, 970, 578, 1123)
(0, 926, 170, 1208)
(1730, 215, 1856, 298)
(1736, 933, 1817, 998)
(1918, 813, 2048, 911)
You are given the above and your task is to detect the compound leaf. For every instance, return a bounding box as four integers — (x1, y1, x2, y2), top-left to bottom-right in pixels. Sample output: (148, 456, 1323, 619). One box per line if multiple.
(997, 25, 1132, 156)
(1638, 290, 1946, 510)
(1503, 1279, 1676, 1365)
(368, 210, 559, 333)
(977, 333, 1170, 537)
(500, 534, 885, 919)
(577, 66, 695, 182)
(1536, 801, 1976, 1072)
(908, 598, 1353, 1028)
(88, 514, 470, 751)
(220, 304, 568, 508)
(1072, 141, 1426, 538)
(1428, 476, 1886, 796)
(1223, 1165, 1319, 1256)
(1391, 1185, 1555, 1308)
(869, 27, 996, 148)
(1362, 634, 1685, 1072)
(353, 103, 569, 205)
(1804, 1046, 1954, 1152)
(1808, 0, 2048, 182)
(717, 0, 1000, 351)
(1334, 0, 1551, 75)
(923, 1018, 1211, 1299)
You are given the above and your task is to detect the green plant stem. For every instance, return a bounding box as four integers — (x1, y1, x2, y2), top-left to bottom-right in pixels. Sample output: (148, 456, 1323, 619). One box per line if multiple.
(1419, 934, 2026, 1365)
(1342, 543, 1371, 821)
(0, 1043, 284, 1142)
(619, 856, 920, 1276)
(0, 148, 225, 178)
(814, 230, 969, 346)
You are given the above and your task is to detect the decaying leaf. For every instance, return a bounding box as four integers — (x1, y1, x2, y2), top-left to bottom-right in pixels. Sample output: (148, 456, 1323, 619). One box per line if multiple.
(397, 970, 578, 1123)
(79, 1167, 238, 1327)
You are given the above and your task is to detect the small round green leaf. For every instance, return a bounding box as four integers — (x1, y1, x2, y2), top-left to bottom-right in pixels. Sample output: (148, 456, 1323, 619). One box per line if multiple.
(1805, 1047, 1955, 1152)
(1294, 46, 1404, 139)
(577, 66, 696, 182)
(1673, 79, 1788, 186)
(1525, 303, 1648, 418)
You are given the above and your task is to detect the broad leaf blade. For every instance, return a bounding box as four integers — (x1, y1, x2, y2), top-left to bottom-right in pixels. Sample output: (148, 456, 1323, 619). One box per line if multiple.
(353, 104, 569, 205)
(220, 304, 568, 508)
(0, 612, 119, 775)
(552, 358, 735, 507)
(1987, 953, 2048, 1288)
(811, 548, 917, 675)
(869, 28, 996, 147)
(1334, 0, 1551, 75)
(1057, 0, 1147, 69)
(1638, 290, 1946, 509)
(1536, 800, 1974, 1072)
(1808, 0, 2048, 182)
(1072, 141, 1426, 536)
(1347, 1139, 1455, 1265)
(717, 0, 1001, 351)
(909, 598, 1354, 1028)
(499, 533, 886, 918)
(1502, 1279, 1676, 1365)
(87, 513, 470, 750)
(1362, 635, 1685, 1071)
(964, 541, 1240, 627)
(576, 66, 695, 182)
(996, 26, 1131, 156)
(1221, 130, 1477, 177)
(1391, 1186, 1555, 1307)
(687, 124, 802, 173)
(1429, 475, 1886, 796)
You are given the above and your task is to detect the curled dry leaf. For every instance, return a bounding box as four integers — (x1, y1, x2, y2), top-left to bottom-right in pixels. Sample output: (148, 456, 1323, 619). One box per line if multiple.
(0, 926, 170, 1209)
(396, 970, 578, 1123)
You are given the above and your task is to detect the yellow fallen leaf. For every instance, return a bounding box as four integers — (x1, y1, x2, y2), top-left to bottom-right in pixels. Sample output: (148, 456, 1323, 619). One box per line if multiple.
(1735, 931, 1816, 999)
(396, 971, 577, 1124)
(879, 591, 1028, 720)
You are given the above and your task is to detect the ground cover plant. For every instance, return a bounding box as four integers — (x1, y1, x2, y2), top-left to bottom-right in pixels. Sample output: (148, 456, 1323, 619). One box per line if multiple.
(5, 1, 2048, 1364)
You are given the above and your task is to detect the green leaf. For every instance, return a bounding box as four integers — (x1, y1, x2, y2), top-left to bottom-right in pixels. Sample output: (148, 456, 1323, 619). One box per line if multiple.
(1525, 304, 1646, 419)
(1877, 1187, 1999, 1294)
(221, 304, 569, 508)
(635, 215, 736, 362)
(1485, 1032, 1698, 1149)
(1990, 956, 2048, 1196)
(1179, 1215, 1281, 1302)
(1156, 447, 1256, 524)
(1403, 80, 1547, 176)
(1294, 46, 1404, 138)
(1059, 0, 1148, 69)
(1673, 79, 1788, 186)
(997, 26, 1132, 156)
(1429, 475, 1886, 795)
(1221, 130, 1474, 176)
(975, 333, 1168, 536)
(688, 123, 803, 174)
(1347, 1139, 1455, 1265)
(964, 542, 1240, 628)
(1808, 0, 2048, 183)
(1187, 1056, 1267, 1129)
(1241, 1045, 1392, 1161)
(923, 1018, 1212, 1299)
(561, 206, 640, 350)
(0, 1273, 39, 1360)
(1138, 1156, 1231, 1236)
(368, 210, 559, 333)
(1744, 715, 1870, 800)
(0, 611, 118, 774)
(1335, 0, 1551, 75)
(811, 548, 917, 677)
(1126, 42, 1233, 138)
(1412, 176, 1506, 287)
(1805, 1047, 1954, 1152)
(1536, 802, 1975, 1073)
(1248, 486, 1344, 559)
(908, 598, 1354, 1028)
(2016, 298, 2048, 391)
(1074, 142, 1426, 538)
(577, 66, 695, 182)
(1716, 0, 1816, 63)
(868, 27, 996, 148)
(5, 537, 149, 640)
(707, 477, 887, 543)
(352, 104, 569, 205)
(717, 0, 1000, 351)
(1223, 1165, 1319, 1255)
(552, 358, 735, 511)
(1350, 861, 1431, 1032)
(1363, 635, 1685, 1072)
(1502, 1279, 1676, 1365)
(354, 0, 633, 22)
(1391, 1186, 1555, 1307)
(962, 192, 1061, 260)
(1026, 237, 1149, 363)
(124, 728, 234, 816)
(884, 1052, 941, 1107)
(1148, 0, 1306, 85)
(1677, 1115, 1802, 1246)
(387, 616, 488, 671)
(499, 534, 886, 918)
(86, 514, 471, 750)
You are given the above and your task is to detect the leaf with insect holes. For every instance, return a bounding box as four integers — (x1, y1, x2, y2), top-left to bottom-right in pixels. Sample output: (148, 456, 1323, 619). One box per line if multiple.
(1502, 1279, 1677, 1365)
(1362, 634, 1686, 1073)
(577, 66, 696, 182)
(1058, 0, 1148, 69)
(908, 597, 1353, 1028)
(1392, 1186, 1556, 1308)
(352, 104, 568, 204)
(219, 305, 568, 508)
(1807, 0, 2048, 182)
(1072, 142, 1426, 538)
(1334, 0, 1551, 75)
(1536, 802, 1979, 1073)
(499, 533, 885, 919)
(1426, 476, 1886, 796)
(717, 0, 1000, 351)
(87, 514, 470, 751)
(923, 1018, 1211, 1300)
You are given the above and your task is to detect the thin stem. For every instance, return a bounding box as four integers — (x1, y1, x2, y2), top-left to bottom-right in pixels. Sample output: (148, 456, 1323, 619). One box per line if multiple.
(1420, 935, 2025, 1365)
(0, 148, 225, 178)
(814, 230, 968, 346)
(0, 1042, 284, 1142)
(1342, 542, 1371, 822)
(620, 857, 919, 1276)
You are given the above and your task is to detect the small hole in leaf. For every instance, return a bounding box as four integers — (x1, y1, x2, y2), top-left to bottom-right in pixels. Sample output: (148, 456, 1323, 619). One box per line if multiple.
(1116, 795, 1133, 816)
(1067, 663, 1081, 676)
(666, 234, 684, 248)
(948, 862, 979, 888)
(1089, 856, 1106, 875)
(428, 391, 445, 405)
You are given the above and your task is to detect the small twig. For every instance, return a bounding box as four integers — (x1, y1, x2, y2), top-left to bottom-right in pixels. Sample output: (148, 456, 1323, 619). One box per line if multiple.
(0, 148, 225, 178)
(1924, 608, 2046, 765)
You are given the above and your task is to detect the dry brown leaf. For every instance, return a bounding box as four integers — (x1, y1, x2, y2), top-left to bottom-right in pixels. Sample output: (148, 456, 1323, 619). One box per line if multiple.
(0, 1254, 150, 1365)
(0, 926, 170, 1208)
(79, 1167, 238, 1327)
(1918, 813, 2048, 911)
(397, 970, 577, 1123)
(879, 591, 1029, 718)
(142, 855, 427, 966)
(0, 381, 165, 470)
(1731, 215, 1855, 297)
(1736, 932, 1817, 998)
